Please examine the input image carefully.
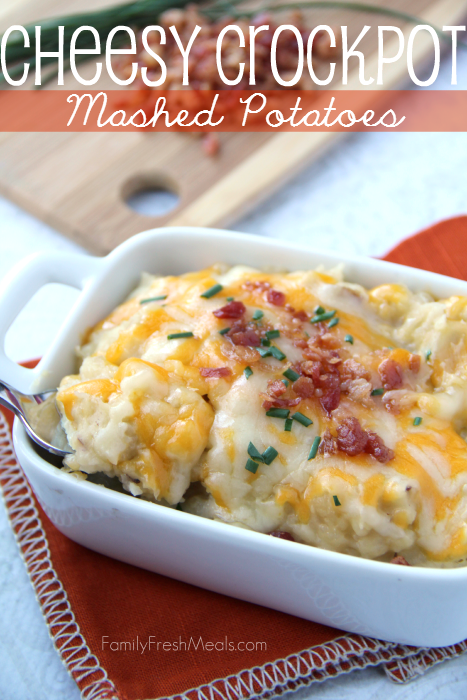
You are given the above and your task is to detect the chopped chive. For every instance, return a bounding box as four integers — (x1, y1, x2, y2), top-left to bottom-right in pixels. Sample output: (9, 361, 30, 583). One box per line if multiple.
(283, 368, 300, 382)
(258, 347, 272, 358)
(266, 408, 290, 419)
(328, 317, 339, 329)
(345, 334, 354, 344)
(311, 310, 336, 324)
(266, 329, 280, 340)
(167, 332, 194, 340)
(284, 418, 293, 432)
(261, 338, 271, 347)
(371, 388, 385, 396)
(226, 296, 234, 302)
(292, 412, 313, 427)
(201, 283, 223, 299)
(244, 366, 253, 379)
(308, 436, 321, 460)
(425, 349, 432, 361)
(219, 327, 230, 335)
(140, 295, 167, 303)
(304, 331, 310, 338)
(413, 416, 422, 426)
(262, 446, 279, 465)
(333, 495, 341, 507)
(253, 309, 264, 321)
(314, 305, 325, 315)
(282, 379, 289, 387)
(248, 442, 264, 462)
(245, 458, 259, 474)
(270, 346, 286, 361)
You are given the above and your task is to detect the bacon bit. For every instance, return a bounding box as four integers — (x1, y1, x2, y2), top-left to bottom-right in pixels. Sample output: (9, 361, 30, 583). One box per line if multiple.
(267, 380, 288, 397)
(221, 342, 260, 365)
(199, 367, 231, 378)
(298, 360, 320, 383)
(319, 373, 341, 414)
(328, 350, 342, 364)
(213, 301, 246, 319)
(323, 417, 394, 463)
(409, 354, 421, 373)
(202, 133, 220, 157)
(243, 280, 270, 292)
(269, 531, 295, 541)
(303, 344, 340, 365)
(293, 339, 309, 349)
(318, 429, 338, 456)
(390, 555, 410, 566)
(378, 358, 404, 390)
(314, 321, 330, 336)
(340, 359, 371, 382)
(301, 348, 321, 362)
(345, 378, 373, 407)
(340, 360, 373, 405)
(226, 320, 261, 346)
(285, 304, 308, 322)
(296, 339, 344, 415)
(317, 333, 341, 350)
(293, 376, 315, 398)
(263, 372, 304, 409)
(365, 431, 394, 463)
(311, 348, 338, 365)
(262, 396, 302, 410)
(267, 289, 286, 306)
(336, 417, 368, 456)
(382, 394, 401, 415)
(230, 329, 261, 346)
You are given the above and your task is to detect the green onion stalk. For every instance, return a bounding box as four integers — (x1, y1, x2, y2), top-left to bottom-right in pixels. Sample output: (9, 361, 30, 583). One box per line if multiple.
(0, 0, 457, 84)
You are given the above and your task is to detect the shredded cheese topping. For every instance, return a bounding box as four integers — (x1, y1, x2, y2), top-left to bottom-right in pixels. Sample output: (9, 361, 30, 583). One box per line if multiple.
(47, 264, 467, 567)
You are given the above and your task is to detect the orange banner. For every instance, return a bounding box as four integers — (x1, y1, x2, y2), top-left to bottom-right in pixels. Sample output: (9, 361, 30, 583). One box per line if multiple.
(0, 89, 466, 132)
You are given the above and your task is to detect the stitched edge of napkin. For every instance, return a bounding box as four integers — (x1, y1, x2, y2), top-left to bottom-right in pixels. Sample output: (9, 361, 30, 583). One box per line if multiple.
(0, 411, 120, 700)
(162, 638, 422, 700)
(0, 407, 460, 700)
(384, 642, 467, 683)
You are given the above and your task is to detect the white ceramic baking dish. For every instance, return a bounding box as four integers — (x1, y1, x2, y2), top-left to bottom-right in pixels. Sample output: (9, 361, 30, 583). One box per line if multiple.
(2, 227, 467, 648)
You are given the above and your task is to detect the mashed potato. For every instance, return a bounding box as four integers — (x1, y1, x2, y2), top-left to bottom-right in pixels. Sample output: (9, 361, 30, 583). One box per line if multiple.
(46, 264, 467, 567)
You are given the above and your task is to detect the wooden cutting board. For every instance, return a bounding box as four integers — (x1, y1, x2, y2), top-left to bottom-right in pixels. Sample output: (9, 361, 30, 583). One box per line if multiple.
(0, 0, 466, 254)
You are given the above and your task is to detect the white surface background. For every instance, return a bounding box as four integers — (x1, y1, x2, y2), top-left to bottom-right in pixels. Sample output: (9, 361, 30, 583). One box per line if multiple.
(2, 54, 467, 700)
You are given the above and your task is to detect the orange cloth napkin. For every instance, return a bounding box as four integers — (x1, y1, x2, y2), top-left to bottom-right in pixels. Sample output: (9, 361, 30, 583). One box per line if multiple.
(2, 216, 467, 700)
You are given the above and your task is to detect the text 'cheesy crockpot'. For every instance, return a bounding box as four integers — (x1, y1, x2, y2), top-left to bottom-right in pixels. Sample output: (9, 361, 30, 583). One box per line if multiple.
(33, 264, 467, 568)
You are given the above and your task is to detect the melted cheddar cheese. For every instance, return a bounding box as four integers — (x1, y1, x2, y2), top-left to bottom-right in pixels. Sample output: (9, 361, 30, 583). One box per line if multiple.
(43, 264, 467, 567)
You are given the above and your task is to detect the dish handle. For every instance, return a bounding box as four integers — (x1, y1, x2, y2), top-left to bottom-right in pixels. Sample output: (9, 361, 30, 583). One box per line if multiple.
(0, 252, 102, 394)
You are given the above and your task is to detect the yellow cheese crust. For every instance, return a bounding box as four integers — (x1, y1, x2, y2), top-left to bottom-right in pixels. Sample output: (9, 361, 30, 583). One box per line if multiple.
(52, 264, 467, 567)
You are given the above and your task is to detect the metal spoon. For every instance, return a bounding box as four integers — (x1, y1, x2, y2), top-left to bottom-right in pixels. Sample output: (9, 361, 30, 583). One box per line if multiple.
(0, 380, 72, 457)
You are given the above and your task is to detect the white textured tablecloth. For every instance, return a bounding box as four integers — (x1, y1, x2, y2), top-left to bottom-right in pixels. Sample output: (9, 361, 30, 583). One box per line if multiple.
(2, 54, 467, 699)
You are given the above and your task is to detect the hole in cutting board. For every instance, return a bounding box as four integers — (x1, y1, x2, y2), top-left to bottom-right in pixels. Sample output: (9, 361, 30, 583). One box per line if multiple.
(123, 173, 180, 217)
